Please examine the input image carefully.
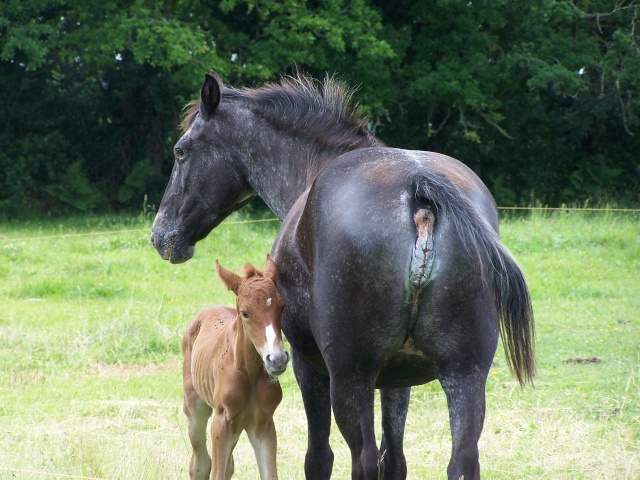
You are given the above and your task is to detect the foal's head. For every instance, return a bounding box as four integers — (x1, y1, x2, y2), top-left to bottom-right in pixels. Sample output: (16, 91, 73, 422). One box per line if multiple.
(216, 254, 289, 377)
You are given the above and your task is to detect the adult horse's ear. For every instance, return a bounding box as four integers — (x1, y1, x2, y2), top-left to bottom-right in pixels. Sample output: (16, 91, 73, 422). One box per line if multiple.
(200, 72, 221, 120)
(215, 260, 241, 294)
(264, 254, 278, 284)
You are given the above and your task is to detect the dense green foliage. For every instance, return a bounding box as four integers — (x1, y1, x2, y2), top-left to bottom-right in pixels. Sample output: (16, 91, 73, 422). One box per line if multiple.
(1, 0, 638, 215)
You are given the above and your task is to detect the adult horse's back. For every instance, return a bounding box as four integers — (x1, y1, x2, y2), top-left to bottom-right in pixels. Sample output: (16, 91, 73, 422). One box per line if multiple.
(151, 72, 535, 479)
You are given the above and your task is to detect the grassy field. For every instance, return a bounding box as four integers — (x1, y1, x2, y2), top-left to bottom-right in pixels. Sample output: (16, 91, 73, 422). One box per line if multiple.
(0, 210, 638, 479)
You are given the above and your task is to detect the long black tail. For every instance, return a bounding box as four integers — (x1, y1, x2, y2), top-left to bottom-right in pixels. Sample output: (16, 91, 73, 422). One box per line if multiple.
(415, 172, 536, 386)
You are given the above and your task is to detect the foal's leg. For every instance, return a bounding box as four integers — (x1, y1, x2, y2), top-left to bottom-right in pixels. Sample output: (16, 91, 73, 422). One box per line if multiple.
(246, 416, 278, 480)
(183, 328, 213, 480)
(379, 387, 410, 479)
(292, 349, 334, 480)
(183, 390, 213, 480)
(210, 413, 242, 480)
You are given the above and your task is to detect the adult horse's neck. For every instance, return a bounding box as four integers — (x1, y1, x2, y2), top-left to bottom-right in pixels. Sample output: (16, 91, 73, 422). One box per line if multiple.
(242, 126, 378, 220)
(218, 78, 380, 220)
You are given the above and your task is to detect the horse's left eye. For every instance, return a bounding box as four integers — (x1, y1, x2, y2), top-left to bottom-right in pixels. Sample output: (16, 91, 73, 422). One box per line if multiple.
(175, 147, 186, 163)
(241, 311, 250, 320)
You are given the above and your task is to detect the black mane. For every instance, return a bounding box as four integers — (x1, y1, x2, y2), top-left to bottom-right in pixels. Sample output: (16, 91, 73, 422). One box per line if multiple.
(181, 73, 374, 150)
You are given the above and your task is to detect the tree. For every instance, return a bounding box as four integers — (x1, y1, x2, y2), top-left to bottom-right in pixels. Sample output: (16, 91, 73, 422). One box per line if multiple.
(1, 0, 638, 216)
(0, 0, 396, 214)
(0, 0, 219, 213)
(371, 0, 639, 205)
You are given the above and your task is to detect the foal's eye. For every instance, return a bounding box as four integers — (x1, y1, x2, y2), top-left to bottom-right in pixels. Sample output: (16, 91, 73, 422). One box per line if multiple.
(241, 311, 250, 320)
(174, 147, 186, 163)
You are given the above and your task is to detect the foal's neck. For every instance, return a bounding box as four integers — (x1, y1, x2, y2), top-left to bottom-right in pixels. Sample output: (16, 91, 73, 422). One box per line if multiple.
(232, 317, 264, 378)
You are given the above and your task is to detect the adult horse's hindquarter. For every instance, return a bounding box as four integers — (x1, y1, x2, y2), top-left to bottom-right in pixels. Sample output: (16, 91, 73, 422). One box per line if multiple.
(273, 146, 534, 479)
(275, 147, 499, 385)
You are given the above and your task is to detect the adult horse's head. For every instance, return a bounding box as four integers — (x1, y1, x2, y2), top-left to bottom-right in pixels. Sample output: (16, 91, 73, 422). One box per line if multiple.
(152, 70, 377, 263)
(151, 72, 254, 263)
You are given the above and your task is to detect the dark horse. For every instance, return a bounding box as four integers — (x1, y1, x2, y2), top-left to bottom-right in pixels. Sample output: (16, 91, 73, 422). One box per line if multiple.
(151, 72, 535, 480)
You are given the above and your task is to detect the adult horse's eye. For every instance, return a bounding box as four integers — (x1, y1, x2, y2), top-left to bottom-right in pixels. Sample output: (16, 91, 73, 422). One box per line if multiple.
(174, 147, 186, 163)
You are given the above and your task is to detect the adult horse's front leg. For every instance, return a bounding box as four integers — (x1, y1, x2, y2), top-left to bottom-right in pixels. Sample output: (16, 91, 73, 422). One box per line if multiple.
(379, 387, 410, 479)
(438, 368, 489, 480)
(292, 349, 334, 480)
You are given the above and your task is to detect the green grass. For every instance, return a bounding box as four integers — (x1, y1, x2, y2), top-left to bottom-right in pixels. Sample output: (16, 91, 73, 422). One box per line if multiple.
(0, 210, 638, 479)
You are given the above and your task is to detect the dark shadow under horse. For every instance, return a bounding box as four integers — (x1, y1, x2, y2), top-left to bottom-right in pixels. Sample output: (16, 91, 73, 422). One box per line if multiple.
(151, 72, 535, 480)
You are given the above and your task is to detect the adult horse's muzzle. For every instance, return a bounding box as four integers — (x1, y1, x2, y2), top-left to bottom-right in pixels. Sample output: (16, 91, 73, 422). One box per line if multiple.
(150, 211, 198, 264)
(151, 209, 222, 264)
(150, 227, 195, 264)
(151, 204, 223, 263)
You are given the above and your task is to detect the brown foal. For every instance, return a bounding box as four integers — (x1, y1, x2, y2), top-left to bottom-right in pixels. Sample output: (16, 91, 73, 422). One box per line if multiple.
(182, 254, 289, 480)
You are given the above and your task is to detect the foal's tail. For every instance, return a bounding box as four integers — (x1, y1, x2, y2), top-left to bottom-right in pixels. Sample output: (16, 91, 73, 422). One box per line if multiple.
(415, 173, 536, 386)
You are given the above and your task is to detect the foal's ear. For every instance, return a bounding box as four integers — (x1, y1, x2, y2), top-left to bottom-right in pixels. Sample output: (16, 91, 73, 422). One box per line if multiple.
(264, 254, 278, 284)
(243, 263, 258, 277)
(215, 260, 242, 295)
(200, 72, 221, 120)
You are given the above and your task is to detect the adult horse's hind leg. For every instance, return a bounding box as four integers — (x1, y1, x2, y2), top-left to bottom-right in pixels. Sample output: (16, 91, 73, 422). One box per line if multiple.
(380, 387, 410, 479)
(330, 371, 380, 479)
(292, 349, 334, 480)
(439, 369, 488, 480)
(433, 306, 496, 480)
(415, 272, 498, 479)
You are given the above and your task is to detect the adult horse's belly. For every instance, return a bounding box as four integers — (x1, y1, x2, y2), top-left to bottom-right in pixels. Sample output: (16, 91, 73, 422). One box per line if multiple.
(294, 344, 438, 389)
(376, 341, 438, 388)
(290, 333, 439, 389)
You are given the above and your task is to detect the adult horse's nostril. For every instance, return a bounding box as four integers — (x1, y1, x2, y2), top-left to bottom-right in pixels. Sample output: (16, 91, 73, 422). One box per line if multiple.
(266, 354, 272, 363)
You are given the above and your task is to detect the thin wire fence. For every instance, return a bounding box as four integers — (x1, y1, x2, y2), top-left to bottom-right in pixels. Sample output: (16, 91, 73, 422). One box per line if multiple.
(0, 217, 281, 244)
(1, 206, 638, 244)
(496, 206, 640, 212)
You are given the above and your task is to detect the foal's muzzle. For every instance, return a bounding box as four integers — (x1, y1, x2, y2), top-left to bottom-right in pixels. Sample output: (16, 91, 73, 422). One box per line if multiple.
(265, 350, 290, 377)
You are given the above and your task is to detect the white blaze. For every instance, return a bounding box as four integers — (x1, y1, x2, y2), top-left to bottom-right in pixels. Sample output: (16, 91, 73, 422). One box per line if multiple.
(265, 324, 277, 355)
